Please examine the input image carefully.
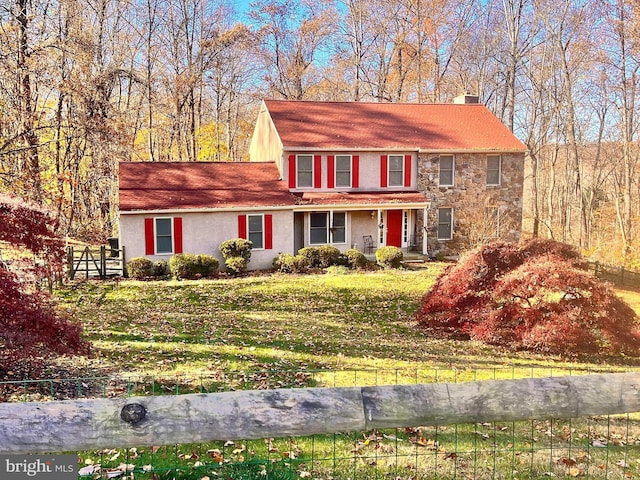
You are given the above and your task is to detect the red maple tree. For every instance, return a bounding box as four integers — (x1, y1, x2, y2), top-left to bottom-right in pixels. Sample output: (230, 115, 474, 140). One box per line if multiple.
(416, 239, 640, 356)
(0, 194, 88, 378)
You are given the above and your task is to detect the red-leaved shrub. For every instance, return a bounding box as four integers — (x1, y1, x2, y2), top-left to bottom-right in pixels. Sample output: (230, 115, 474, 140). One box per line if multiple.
(415, 239, 640, 356)
(0, 194, 89, 377)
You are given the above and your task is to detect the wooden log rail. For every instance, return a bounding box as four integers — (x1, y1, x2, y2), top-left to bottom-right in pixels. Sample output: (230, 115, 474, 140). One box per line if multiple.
(1, 372, 639, 454)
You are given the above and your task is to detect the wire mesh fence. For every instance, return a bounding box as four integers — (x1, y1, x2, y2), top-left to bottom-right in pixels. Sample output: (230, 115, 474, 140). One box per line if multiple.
(1, 366, 639, 479)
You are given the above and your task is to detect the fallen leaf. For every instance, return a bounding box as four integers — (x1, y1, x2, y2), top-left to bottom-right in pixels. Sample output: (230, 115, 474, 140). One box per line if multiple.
(78, 465, 98, 476)
(569, 466, 583, 477)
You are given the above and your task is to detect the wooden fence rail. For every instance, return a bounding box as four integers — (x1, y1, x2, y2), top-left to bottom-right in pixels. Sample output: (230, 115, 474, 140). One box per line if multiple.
(589, 261, 640, 290)
(1, 372, 639, 454)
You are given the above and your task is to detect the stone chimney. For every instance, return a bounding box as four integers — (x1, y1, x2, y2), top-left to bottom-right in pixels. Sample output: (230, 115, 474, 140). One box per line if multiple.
(453, 93, 480, 104)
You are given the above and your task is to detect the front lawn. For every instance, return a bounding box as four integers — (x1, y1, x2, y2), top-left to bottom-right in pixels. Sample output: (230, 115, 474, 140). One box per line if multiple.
(54, 264, 640, 387)
(12, 266, 640, 480)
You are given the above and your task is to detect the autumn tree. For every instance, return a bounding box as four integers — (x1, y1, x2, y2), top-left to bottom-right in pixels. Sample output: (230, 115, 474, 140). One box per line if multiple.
(415, 239, 640, 356)
(249, 0, 336, 99)
(0, 194, 88, 378)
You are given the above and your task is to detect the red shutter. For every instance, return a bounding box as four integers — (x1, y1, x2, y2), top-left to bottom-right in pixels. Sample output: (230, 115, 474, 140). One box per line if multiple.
(352, 155, 360, 188)
(380, 155, 388, 187)
(144, 218, 155, 255)
(173, 217, 183, 254)
(238, 215, 247, 239)
(327, 155, 335, 188)
(313, 155, 322, 188)
(265, 214, 273, 249)
(288, 155, 296, 188)
(404, 154, 412, 187)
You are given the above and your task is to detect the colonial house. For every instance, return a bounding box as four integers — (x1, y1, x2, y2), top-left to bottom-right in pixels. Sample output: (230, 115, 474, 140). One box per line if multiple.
(118, 96, 527, 271)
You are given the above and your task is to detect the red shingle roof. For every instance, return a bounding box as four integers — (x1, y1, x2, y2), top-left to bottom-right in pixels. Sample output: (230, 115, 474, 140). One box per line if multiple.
(264, 100, 527, 151)
(119, 162, 296, 211)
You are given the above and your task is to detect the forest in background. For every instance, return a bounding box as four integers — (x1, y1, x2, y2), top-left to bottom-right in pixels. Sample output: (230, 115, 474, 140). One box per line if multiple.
(0, 0, 638, 268)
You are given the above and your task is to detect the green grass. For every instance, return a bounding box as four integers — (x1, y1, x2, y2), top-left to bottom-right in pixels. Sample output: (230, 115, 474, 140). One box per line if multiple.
(55, 265, 640, 383)
(44, 265, 640, 479)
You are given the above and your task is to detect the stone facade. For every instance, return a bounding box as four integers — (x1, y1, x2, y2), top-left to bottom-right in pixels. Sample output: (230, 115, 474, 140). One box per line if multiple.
(417, 151, 526, 255)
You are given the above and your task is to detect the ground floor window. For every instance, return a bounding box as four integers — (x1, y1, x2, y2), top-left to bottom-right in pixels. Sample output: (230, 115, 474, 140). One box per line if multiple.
(155, 218, 173, 253)
(437, 207, 453, 240)
(310, 212, 346, 244)
(248, 214, 264, 249)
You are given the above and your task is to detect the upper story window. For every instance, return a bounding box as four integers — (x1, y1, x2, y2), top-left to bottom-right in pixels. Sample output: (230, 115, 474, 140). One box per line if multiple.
(335, 155, 352, 187)
(380, 154, 411, 188)
(487, 155, 502, 186)
(439, 155, 454, 187)
(388, 155, 404, 187)
(297, 154, 313, 188)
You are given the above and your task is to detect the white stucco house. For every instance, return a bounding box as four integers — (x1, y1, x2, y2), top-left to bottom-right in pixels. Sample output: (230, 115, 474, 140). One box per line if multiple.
(118, 97, 527, 271)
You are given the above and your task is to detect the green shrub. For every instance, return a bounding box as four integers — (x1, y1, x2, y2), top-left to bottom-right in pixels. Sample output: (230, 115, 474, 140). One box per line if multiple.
(127, 257, 155, 279)
(169, 253, 219, 279)
(273, 253, 295, 273)
(224, 256, 249, 275)
(219, 238, 253, 261)
(344, 248, 367, 269)
(298, 245, 342, 268)
(273, 253, 312, 273)
(220, 238, 253, 275)
(153, 260, 170, 277)
(316, 245, 341, 268)
(297, 246, 321, 267)
(198, 255, 220, 276)
(375, 246, 404, 269)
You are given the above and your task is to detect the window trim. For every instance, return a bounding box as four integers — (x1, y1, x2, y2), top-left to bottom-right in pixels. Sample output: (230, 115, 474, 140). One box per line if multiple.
(486, 155, 502, 186)
(439, 155, 455, 187)
(247, 214, 265, 250)
(296, 154, 314, 188)
(309, 211, 347, 245)
(334, 154, 352, 188)
(154, 217, 174, 255)
(387, 154, 405, 187)
(437, 207, 453, 240)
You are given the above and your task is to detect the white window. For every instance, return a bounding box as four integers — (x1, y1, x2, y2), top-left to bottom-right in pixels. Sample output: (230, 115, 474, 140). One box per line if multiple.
(335, 155, 352, 187)
(248, 214, 264, 249)
(388, 155, 404, 187)
(297, 154, 313, 188)
(487, 155, 501, 186)
(331, 212, 346, 243)
(439, 155, 454, 187)
(309, 212, 346, 244)
(437, 207, 453, 240)
(155, 218, 173, 253)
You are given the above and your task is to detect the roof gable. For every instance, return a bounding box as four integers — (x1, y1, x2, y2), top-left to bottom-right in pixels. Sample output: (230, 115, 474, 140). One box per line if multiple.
(119, 162, 295, 212)
(263, 100, 527, 152)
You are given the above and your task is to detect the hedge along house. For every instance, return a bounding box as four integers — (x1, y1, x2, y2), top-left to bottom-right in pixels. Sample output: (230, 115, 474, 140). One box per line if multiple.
(250, 98, 527, 256)
(119, 97, 526, 271)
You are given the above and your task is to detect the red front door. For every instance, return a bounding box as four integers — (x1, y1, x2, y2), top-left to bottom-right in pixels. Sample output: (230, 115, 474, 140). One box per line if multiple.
(386, 210, 403, 247)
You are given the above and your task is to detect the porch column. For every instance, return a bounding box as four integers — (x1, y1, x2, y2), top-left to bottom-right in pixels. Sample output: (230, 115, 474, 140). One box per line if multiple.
(422, 207, 429, 256)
